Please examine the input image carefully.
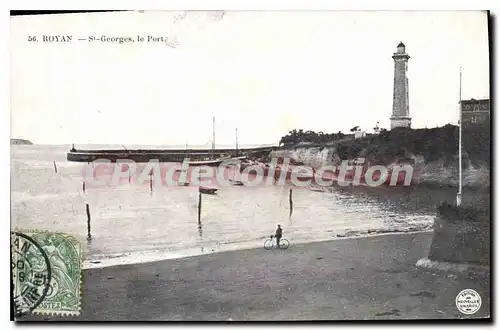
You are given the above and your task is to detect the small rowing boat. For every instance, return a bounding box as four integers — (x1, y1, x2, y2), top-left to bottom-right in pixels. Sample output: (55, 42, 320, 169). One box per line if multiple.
(228, 179, 244, 186)
(310, 186, 324, 192)
(199, 186, 218, 195)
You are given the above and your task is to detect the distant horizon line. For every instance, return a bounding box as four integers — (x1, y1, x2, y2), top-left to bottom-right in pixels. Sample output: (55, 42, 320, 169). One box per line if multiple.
(10, 121, 469, 146)
(12, 142, 279, 147)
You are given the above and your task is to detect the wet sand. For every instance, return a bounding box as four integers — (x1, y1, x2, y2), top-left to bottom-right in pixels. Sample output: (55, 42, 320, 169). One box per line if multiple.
(20, 232, 490, 321)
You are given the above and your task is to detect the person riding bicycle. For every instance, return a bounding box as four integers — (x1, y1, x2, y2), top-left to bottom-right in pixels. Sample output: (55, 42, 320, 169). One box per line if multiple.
(275, 224, 282, 248)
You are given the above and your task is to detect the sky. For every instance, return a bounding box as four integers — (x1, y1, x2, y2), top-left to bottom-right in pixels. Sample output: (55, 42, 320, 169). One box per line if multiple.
(10, 11, 490, 146)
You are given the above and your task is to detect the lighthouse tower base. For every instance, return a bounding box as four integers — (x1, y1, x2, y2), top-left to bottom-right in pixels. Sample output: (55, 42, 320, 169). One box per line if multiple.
(390, 116, 411, 129)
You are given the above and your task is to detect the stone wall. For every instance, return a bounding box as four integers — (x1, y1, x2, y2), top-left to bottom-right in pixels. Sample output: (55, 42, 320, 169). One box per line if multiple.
(427, 216, 490, 265)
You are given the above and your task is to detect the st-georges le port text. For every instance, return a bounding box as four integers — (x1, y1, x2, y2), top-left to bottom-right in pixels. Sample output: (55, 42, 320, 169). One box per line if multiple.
(27, 35, 179, 47)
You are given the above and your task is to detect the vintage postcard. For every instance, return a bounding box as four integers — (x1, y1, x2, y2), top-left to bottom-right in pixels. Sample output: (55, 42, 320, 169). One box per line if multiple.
(10, 10, 491, 321)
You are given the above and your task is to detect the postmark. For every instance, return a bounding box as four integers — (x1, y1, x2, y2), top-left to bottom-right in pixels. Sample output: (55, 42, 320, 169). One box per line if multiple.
(11, 231, 83, 316)
(11, 232, 52, 317)
(455, 289, 482, 315)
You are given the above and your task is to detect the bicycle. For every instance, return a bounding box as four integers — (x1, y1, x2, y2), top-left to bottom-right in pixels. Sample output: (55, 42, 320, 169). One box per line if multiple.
(264, 235, 289, 250)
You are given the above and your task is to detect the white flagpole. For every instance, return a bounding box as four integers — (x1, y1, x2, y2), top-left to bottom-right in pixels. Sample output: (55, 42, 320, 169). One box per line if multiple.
(235, 128, 239, 157)
(456, 67, 463, 206)
(212, 116, 215, 158)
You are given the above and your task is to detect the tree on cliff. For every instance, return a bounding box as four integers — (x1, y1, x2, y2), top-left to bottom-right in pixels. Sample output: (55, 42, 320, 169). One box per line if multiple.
(279, 129, 347, 147)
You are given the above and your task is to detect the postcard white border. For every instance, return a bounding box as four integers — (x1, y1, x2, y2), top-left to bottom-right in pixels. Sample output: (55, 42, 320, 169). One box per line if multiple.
(3, 0, 497, 329)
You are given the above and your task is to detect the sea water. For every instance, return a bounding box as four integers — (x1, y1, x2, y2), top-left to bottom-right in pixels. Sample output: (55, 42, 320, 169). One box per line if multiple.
(12, 144, 461, 269)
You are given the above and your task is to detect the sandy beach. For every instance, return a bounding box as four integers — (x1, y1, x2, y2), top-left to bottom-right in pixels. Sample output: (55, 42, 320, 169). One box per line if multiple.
(19, 232, 490, 321)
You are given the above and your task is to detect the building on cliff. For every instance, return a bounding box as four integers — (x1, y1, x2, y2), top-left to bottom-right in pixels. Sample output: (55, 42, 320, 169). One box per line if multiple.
(461, 98, 490, 127)
(354, 129, 366, 139)
(390, 42, 411, 130)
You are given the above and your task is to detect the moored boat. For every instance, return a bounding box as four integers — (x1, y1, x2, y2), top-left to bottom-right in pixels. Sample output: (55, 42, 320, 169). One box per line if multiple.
(310, 186, 325, 192)
(188, 159, 225, 167)
(228, 179, 244, 186)
(199, 186, 218, 194)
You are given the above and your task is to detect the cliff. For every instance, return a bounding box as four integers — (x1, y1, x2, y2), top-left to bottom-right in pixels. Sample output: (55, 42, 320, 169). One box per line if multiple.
(272, 124, 490, 188)
(11, 138, 33, 145)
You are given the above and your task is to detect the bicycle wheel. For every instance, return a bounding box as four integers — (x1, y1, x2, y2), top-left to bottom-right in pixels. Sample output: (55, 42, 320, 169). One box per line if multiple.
(264, 239, 274, 250)
(279, 239, 289, 249)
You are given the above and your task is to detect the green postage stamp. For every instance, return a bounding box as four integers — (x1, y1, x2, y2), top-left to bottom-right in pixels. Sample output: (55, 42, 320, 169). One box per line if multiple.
(11, 230, 83, 317)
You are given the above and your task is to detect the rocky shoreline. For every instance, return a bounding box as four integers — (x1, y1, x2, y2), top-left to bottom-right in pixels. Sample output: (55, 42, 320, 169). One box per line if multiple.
(272, 146, 490, 189)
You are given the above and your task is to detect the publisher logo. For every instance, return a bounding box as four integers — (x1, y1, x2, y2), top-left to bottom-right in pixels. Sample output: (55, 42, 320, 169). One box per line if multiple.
(455, 289, 481, 315)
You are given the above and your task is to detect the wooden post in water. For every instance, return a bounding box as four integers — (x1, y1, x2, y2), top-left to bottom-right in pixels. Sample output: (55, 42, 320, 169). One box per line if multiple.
(198, 192, 202, 223)
(53, 161, 58, 174)
(289, 188, 293, 220)
(128, 169, 131, 184)
(86, 203, 91, 239)
(82, 181, 86, 194)
(149, 170, 153, 192)
(197, 192, 203, 238)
